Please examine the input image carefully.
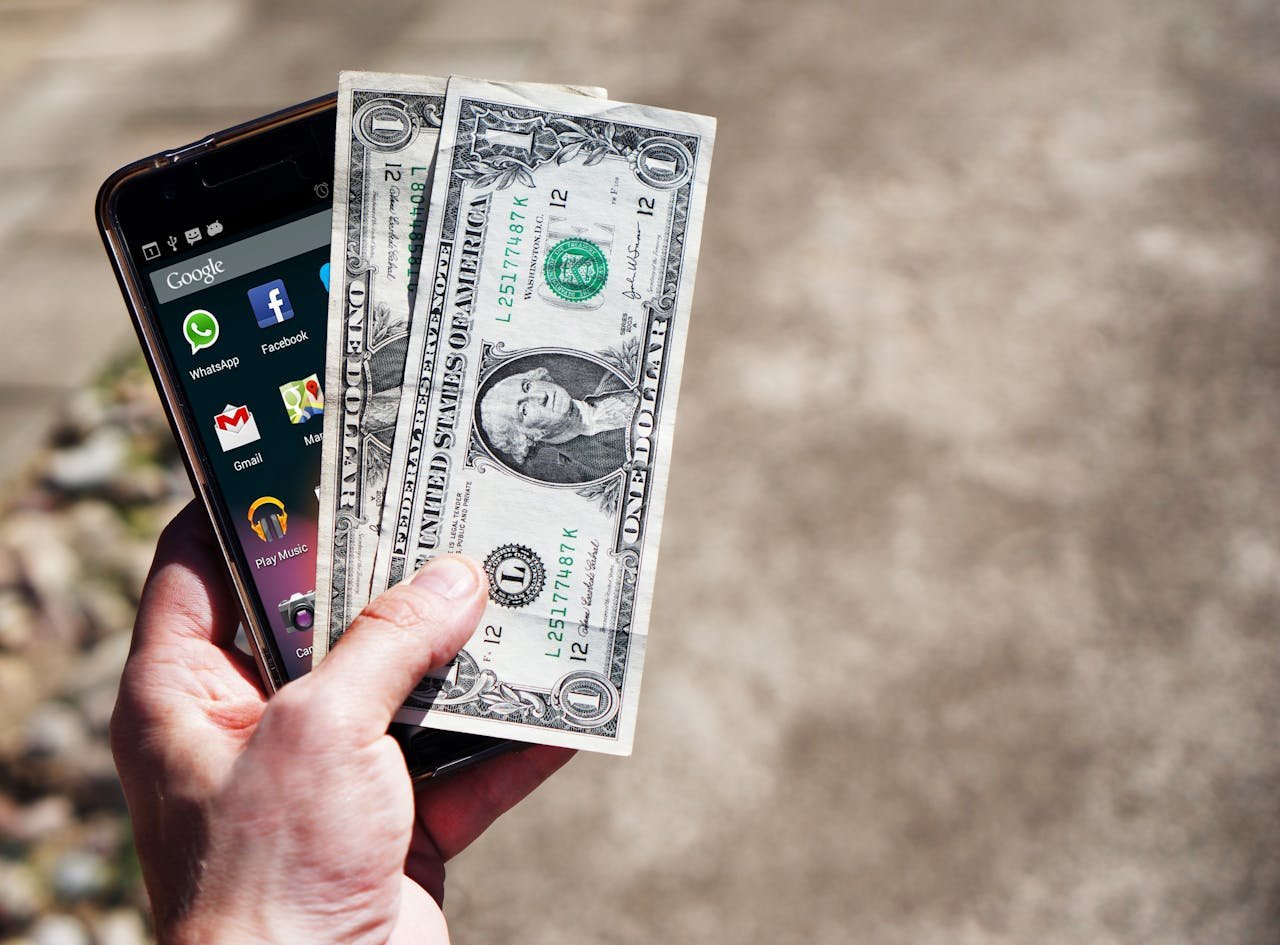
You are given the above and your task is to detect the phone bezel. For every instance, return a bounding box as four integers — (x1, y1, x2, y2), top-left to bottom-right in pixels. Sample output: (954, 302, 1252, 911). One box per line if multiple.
(95, 94, 513, 781)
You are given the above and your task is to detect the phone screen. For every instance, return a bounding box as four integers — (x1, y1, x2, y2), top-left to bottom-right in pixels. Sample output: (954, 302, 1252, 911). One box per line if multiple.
(139, 209, 331, 680)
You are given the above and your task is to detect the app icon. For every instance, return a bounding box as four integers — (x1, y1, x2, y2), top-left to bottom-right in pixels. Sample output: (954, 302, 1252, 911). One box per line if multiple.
(184, 227, 202, 246)
(183, 309, 220, 354)
(141, 241, 161, 261)
(206, 220, 224, 237)
(279, 591, 315, 633)
(247, 279, 294, 328)
(319, 262, 330, 292)
(279, 374, 324, 424)
(247, 496, 287, 542)
(213, 404, 260, 451)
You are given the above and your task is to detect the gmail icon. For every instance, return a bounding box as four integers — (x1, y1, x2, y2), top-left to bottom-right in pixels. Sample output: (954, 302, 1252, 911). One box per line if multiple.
(213, 404, 261, 452)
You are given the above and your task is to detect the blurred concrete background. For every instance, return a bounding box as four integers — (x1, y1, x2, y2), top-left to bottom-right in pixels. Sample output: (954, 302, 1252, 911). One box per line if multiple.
(1, 0, 1278, 943)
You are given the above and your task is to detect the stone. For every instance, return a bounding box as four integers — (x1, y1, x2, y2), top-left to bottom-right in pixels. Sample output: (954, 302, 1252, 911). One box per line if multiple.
(67, 744, 123, 812)
(44, 429, 128, 494)
(0, 793, 15, 838)
(28, 915, 90, 945)
(76, 583, 133, 643)
(50, 850, 112, 903)
(22, 703, 88, 761)
(118, 543, 159, 604)
(0, 590, 34, 651)
(0, 545, 20, 588)
(0, 655, 38, 733)
(90, 911, 147, 945)
(50, 389, 108, 443)
(0, 796, 73, 846)
(62, 503, 128, 576)
(76, 816, 124, 858)
(3, 513, 78, 597)
(0, 860, 46, 925)
(104, 463, 171, 505)
(70, 635, 130, 696)
(2, 514, 86, 644)
(75, 683, 117, 739)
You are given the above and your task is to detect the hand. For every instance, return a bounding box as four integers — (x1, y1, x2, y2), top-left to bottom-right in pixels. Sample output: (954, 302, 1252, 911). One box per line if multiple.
(110, 502, 573, 945)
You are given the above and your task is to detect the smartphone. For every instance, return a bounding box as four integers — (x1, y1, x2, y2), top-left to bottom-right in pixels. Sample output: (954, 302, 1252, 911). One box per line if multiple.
(96, 94, 512, 780)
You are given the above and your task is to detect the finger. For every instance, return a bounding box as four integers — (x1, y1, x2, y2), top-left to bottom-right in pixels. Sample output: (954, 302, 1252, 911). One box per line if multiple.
(403, 843, 447, 908)
(308, 556, 487, 742)
(390, 877, 450, 938)
(131, 500, 242, 655)
(415, 745, 574, 861)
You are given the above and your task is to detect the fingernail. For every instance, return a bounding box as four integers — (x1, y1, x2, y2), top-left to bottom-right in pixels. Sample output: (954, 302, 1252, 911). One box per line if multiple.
(412, 557, 478, 600)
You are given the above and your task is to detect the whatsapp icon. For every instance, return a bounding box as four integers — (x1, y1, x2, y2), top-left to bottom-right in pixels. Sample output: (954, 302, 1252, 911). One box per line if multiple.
(183, 309, 220, 354)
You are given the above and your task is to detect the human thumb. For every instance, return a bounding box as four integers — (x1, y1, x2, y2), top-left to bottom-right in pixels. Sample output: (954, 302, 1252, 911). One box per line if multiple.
(306, 555, 488, 742)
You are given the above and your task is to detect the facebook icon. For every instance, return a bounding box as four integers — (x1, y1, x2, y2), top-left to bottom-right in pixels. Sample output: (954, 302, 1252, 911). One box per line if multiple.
(247, 279, 295, 328)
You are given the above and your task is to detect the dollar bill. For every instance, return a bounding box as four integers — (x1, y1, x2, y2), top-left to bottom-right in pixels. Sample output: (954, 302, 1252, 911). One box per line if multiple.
(313, 71, 448, 662)
(370, 77, 715, 753)
(315, 75, 609, 662)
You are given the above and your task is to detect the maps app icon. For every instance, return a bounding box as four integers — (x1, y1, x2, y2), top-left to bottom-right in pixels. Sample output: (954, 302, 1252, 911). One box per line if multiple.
(213, 404, 260, 452)
(247, 279, 294, 328)
(280, 374, 324, 424)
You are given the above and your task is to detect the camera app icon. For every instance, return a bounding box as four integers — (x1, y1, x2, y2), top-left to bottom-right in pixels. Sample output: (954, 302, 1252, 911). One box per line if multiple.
(279, 591, 315, 634)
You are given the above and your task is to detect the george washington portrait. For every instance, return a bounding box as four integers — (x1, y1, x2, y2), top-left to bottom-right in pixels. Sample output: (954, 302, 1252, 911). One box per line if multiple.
(475, 351, 638, 485)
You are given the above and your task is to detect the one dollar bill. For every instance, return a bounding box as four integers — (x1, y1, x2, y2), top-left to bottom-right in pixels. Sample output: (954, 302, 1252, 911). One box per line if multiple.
(313, 72, 448, 662)
(372, 77, 715, 754)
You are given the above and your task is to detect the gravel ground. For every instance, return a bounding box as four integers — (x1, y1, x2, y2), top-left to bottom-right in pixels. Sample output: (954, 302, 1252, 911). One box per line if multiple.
(2, 1, 1279, 944)
(0, 359, 189, 945)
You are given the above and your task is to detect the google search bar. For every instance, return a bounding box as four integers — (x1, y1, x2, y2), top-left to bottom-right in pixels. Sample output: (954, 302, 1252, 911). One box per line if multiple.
(148, 210, 331, 304)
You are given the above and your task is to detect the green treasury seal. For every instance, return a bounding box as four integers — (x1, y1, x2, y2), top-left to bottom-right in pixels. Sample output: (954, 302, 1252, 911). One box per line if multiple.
(544, 238, 608, 302)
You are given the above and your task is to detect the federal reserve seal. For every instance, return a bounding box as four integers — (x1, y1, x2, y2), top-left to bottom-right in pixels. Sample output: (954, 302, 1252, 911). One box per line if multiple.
(483, 544, 546, 608)
(544, 238, 608, 302)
